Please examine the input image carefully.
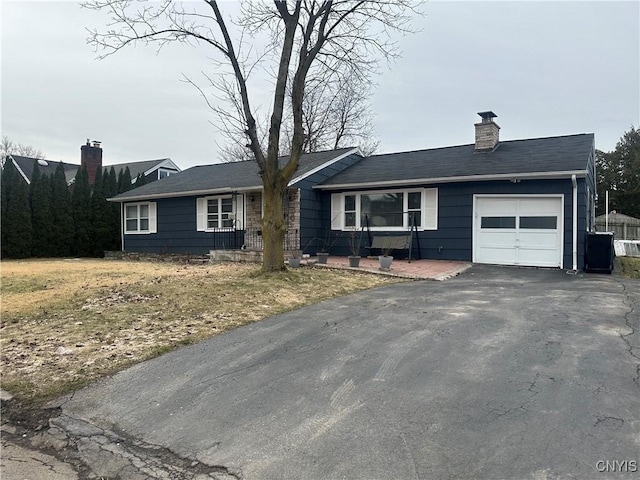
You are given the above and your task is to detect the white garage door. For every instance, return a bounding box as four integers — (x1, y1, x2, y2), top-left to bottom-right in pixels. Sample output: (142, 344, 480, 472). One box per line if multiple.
(474, 196, 563, 268)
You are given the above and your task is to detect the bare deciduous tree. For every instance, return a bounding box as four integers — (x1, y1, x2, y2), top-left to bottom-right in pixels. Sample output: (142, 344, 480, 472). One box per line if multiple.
(1, 136, 46, 166)
(217, 70, 379, 162)
(83, 0, 420, 272)
(290, 70, 379, 155)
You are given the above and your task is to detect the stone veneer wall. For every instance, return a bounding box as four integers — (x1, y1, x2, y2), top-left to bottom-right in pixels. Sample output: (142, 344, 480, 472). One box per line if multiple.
(244, 189, 301, 251)
(285, 189, 301, 251)
(245, 191, 263, 231)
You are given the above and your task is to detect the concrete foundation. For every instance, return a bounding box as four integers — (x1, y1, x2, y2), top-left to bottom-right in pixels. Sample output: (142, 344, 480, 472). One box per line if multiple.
(209, 249, 263, 263)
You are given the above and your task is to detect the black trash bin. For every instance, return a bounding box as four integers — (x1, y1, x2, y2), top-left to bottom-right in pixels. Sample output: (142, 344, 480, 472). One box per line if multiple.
(585, 232, 615, 273)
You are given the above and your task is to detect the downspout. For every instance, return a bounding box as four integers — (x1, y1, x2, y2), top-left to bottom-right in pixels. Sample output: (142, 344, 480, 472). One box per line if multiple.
(571, 175, 578, 271)
(120, 203, 125, 252)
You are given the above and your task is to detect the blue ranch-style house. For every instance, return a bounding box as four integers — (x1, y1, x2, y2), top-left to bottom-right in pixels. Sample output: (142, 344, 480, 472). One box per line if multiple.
(109, 112, 596, 270)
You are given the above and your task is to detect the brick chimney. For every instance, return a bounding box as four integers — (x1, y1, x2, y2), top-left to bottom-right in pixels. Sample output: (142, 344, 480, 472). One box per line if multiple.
(81, 139, 103, 185)
(474, 111, 500, 152)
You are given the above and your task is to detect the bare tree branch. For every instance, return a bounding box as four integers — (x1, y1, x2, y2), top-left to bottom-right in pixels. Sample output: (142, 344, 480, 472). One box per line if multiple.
(1, 136, 46, 166)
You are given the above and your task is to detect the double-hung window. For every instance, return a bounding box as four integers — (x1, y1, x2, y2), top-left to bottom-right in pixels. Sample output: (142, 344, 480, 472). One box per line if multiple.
(407, 191, 422, 228)
(207, 197, 234, 229)
(197, 195, 244, 231)
(344, 195, 357, 227)
(124, 202, 157, 234)
(331, 188, 437, 231)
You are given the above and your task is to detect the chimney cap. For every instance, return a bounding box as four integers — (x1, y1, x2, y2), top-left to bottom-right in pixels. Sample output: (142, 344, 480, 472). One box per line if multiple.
(478, 111, 497, 121)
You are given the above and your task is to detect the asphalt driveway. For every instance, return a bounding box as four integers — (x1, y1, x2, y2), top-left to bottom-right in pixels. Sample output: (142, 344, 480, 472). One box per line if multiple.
(55, 266, 639, 479)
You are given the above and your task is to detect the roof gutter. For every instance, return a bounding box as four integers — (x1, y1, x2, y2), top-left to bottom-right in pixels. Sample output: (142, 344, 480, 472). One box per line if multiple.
(313, 170, 589, 190)
(107, 185, 263, 203)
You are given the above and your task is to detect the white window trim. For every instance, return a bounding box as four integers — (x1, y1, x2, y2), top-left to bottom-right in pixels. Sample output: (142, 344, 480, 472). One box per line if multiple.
(124, 202, 157, 234)
(197, 194, 244, 232)
(157, 168, 175, 180)
(331, 188, 438, 231)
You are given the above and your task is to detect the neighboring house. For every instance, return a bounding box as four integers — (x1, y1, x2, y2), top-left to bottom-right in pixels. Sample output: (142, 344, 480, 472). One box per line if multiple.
(7, 140, 181, 187)
(109, 158, 180, 184)
(8, 155, 78, 185)
(109, 112, 596, 270)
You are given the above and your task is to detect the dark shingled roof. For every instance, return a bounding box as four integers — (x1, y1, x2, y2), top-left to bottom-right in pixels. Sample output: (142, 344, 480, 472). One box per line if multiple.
(9, 155, 178, 186)
(10, 156, 78, 185)
(319, 134, 594, 187)
(109, 147, 356, 201)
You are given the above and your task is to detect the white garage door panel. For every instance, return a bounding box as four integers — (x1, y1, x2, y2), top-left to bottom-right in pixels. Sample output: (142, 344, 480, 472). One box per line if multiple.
(518, 198, 559, 214)
(476, 231, 518, 251)
(475, 196, 562, 268)
(481, 198, 518, 214)
(477, 247, 518, 265)
(518, 231, 559, 248)
(518, 231, 562, 266)
(476, 230, 518, 264)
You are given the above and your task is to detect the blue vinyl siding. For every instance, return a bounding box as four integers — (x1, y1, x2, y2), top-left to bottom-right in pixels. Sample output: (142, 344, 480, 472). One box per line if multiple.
(123, 196, 244, 254)
(294, 152, 364, 254)
(121, 143, 595, 270)
(124, 152, 364, 255)
(321, 178, 590, 269)
(579, 179, 593, 268)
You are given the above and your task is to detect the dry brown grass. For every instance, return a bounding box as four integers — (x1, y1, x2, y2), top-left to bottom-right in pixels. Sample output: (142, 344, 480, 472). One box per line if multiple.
(618, 256, 640, 279)
(1, 259, 400, 404)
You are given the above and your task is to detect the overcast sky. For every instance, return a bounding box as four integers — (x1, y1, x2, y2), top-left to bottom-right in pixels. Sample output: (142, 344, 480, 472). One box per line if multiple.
(1, 1, 638, 169)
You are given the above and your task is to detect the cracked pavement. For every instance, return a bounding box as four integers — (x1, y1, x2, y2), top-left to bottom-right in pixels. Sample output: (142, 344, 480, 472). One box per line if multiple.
(7, 265, 639, 479)
(1, 438, 78, 480)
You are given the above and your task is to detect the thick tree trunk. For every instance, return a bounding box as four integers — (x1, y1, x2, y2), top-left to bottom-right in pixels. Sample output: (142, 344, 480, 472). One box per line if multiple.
(261, 180, 287, 272)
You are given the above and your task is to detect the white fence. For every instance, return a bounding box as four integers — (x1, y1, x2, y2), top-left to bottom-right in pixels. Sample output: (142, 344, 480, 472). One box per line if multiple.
(614, 240, 640, 257)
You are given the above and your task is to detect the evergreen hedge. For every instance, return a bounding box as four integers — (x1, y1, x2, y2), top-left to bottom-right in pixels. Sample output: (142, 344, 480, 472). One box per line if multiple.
(1, 160, 137, 259)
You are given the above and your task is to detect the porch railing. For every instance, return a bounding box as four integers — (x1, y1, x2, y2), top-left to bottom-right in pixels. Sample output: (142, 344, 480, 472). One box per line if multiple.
(207, 227, 300, 251)
(206, 228, 245, 250)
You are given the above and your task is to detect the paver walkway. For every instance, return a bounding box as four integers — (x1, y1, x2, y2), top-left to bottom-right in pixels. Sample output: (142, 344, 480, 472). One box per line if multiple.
(305, 256, 471, 280)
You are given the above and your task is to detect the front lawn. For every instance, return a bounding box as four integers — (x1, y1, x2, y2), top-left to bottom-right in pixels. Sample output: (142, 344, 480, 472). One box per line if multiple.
(0, 259, 400, 405)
